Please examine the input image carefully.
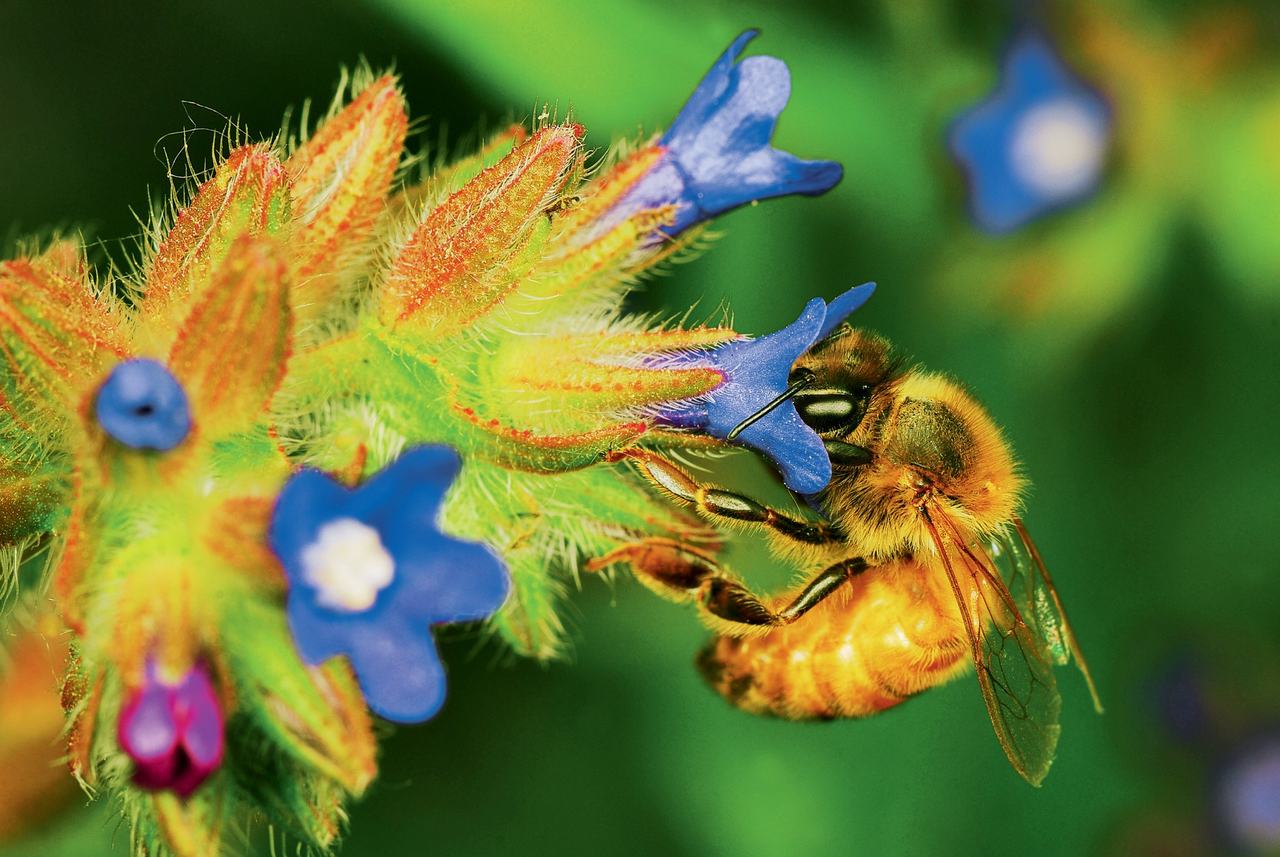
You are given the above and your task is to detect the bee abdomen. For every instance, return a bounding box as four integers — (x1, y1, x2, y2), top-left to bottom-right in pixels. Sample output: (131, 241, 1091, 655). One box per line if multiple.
(696, 632, 907, 721)
(695, 564, 969, 720)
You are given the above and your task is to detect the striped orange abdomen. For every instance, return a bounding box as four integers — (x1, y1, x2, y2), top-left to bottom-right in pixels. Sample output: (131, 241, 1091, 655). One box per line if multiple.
(697, 558, 972, 720)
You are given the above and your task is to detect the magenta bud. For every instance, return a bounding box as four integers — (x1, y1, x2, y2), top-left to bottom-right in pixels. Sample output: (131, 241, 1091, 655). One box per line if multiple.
(118, 661, 224, 798)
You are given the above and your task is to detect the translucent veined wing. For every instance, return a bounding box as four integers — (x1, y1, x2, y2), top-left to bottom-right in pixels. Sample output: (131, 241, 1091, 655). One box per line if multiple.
(922, 508, 1062, 786)
(992, 519, 1103, 714)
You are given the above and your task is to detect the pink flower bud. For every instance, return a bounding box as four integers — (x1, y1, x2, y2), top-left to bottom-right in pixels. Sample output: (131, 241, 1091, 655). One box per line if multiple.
(117, 662, 224, 799)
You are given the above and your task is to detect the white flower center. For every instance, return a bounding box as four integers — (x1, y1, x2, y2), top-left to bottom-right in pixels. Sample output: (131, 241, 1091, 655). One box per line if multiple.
(300, 518, 395, 612)
(1009, 98, 1107, 199)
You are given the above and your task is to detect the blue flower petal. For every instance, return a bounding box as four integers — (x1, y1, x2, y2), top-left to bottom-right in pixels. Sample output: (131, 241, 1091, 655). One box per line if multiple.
(286, 589, 361, 665)
(655, 283, 875, 494)
(348, 445, 460, 534)
(817, 282, 876, 341)
(346, 620, 447, 723)
(607, 31, 842, 237)
(269, 445, 509, 723)
(269, 469, 353, 576)
(388, 538, 510, 625)
(703, 297, 824, 437)
(665, 30, 759, 140)
(703, 298, 827, 493)
(95, 359, 191, 451)
(949, 30, 1111, 234)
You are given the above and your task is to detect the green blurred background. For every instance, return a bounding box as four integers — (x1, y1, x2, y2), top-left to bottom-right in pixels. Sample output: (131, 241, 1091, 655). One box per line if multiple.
(2, 1, 1278, 855)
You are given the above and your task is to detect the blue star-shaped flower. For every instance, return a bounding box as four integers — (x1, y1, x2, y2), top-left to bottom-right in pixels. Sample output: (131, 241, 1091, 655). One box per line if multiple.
(269, 445, 509, 723)
(608, 30, 842, 237)
(657, 282, 875, 495)
(949, 30, 1111, 234)
(95, 358, 192, 451)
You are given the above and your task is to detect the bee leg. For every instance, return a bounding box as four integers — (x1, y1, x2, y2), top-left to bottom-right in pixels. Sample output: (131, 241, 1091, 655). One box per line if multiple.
(704, 558, 867, 629)
(588, 538, 866, 634)
(586, 538, 724, 602)
(606, 448, 843, 545)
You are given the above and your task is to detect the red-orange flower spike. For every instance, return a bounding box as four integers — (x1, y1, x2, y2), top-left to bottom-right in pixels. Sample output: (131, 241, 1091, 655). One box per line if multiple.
(287, 76, 407, 328)
(381, 124, 584, 332)
(0, 255, 126, 426)
(143, 145, 291, 331)
(168, 235, 292, 436)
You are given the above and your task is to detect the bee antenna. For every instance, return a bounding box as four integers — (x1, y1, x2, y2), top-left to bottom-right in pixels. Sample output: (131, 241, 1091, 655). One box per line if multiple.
(726, 369, 815, 441)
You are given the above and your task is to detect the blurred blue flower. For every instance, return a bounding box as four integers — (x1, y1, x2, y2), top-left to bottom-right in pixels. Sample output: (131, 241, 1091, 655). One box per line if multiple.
(658, 282, 875, 494)
(1149, 652, 1212, 746)
(608, 30, 842, 237)
(1214, 731, 1280, 855)
(269, 445, 509, 724)
(95, 358, 191, 451)
(949, 30, 1111, 234)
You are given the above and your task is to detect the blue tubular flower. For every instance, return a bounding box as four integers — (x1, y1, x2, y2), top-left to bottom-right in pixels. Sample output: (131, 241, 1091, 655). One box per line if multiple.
(269, 445, 509, 723)
(949, 30, 1111, 234)
(614, 30, 842, 236)
(658, 282, 875, 494)
(95, 358, 192, 451)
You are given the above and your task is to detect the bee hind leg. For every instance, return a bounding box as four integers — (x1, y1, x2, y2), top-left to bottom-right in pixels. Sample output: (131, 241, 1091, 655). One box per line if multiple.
(588, 538, 866, 635)
(606, 448, 843, 545)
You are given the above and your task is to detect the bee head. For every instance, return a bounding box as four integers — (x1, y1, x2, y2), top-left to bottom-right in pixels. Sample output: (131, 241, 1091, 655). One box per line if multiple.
(790, 328, 894, 457)
(795, 330, 1024, 559)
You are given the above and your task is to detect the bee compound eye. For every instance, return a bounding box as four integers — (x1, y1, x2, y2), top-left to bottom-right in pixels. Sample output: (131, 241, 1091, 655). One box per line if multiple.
(794, 384, 872, 434)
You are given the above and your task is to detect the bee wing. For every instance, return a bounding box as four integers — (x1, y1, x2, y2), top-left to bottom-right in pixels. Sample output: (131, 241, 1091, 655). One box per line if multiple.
(997, 519, 1103, 714)
(923, 510, 1062, 786)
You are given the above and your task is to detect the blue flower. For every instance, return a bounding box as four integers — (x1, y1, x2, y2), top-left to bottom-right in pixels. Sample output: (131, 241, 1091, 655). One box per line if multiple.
(1214, 732, 1280, 854)
(949, 30, 1111, 234)
(612, 30, 842, 237)
(657, 282, 875, 495)
(95, 358, 192, 451)
(269, 445, 509, 724)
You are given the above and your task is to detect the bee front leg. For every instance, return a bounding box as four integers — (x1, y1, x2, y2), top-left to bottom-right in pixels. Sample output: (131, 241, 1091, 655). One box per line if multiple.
(588, 538, 866, 635)
(605, 448, 843, 545)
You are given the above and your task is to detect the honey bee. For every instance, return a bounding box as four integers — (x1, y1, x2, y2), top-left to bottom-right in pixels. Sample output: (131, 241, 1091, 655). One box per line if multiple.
(596, 326, 1101, 785)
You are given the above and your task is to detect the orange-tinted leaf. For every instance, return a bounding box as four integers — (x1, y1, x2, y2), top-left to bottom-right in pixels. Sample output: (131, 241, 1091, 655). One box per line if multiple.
(34, 238, 90, 282)
(143, 145, 290, 328)
(0, 624, 76, 841)
(499, 207, 675, 327)
(203, 497, 284, 589)
(0, 457, 64, 544)
(395, 123, 528, 215)
(151, 782, 231, 857)
(287, 75, 407, 326)
(496, 330, 726, 412)
(0, 257, 126, 427)
(224, 602, 377, 794)
(381, 124, 583, 332)
(555, 327, 740, 356)
(552, 143, 664, 239)
(168, 235, 292, 436)
(62, 664, 99, 788)
(451, 402, 646, 472)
